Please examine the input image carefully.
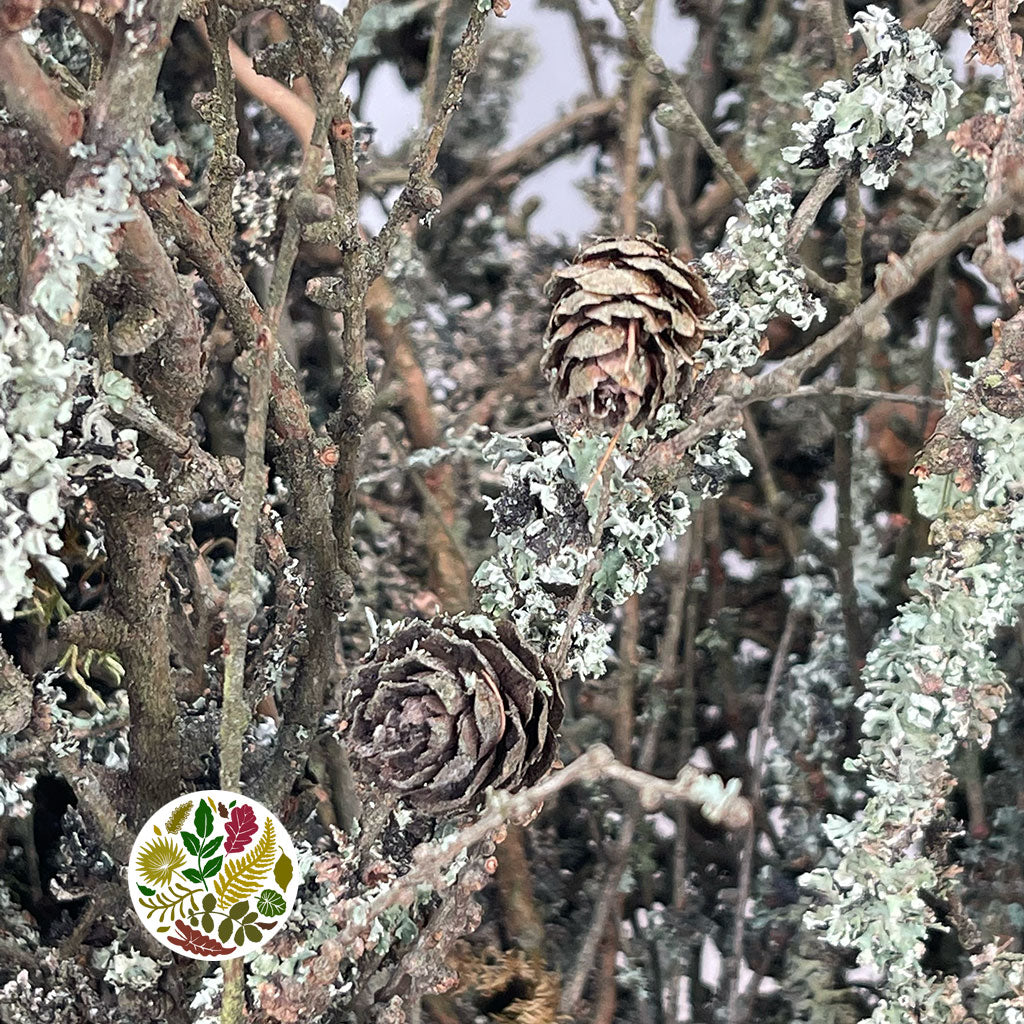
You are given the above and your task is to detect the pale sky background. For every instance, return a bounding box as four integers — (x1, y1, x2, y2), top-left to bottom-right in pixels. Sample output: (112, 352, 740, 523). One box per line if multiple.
(343, 0, 697, 237)
(329, 3, 992, 238)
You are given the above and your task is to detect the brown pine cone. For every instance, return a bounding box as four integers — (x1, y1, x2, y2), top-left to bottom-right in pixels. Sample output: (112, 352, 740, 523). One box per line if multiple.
(542, 235, 714, 431)
(342, 616, 564, 814)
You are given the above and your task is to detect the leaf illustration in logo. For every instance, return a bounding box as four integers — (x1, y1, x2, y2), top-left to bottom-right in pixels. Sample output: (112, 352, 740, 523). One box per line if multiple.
(137, 836, 187, 887)
(213, 818, 275, 908)
(202, 855, 224, 879)
(200, 836, 223, 858)
(164, 800, 193, 835)
(137, 884, 156, 897)
(180, 831, 200, 856)
(167, 919, 237, 957)
(194, 800, 214, 839)
(273, 851, 293, 890)
(224, 804, 258, 853)
(137, 882, 202, 923)
(256, 889, 287, 917)
(217, 801, 228, 818)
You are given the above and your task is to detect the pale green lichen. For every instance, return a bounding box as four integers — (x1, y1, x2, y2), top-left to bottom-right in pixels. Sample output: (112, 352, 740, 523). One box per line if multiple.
(31, 163, 135, 322)
(700, 179, 826, 375)
(472, 430, 693, 678)
(801, 366, 1024, 1021)
(0, 311, 85, 617)
(782, 5, 960, 188)
(0, 315, 153, 620)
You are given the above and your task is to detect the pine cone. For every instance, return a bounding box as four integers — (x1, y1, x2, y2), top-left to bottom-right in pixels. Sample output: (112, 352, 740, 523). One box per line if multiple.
(342, 616, 564, 814)
(542, 236, 714, 430)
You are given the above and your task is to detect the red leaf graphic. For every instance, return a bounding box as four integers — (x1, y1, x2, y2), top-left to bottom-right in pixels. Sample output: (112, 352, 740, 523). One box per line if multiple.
(167, 920, 237, 956)
(224, 803, 258, 853)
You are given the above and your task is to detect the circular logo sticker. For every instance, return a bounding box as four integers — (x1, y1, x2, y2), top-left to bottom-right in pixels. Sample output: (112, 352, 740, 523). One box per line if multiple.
(128, 790, 300, 960)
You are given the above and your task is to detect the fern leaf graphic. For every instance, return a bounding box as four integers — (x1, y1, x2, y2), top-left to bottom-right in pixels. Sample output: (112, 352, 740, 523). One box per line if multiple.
(138, 882, 202, 923)
(213, 818, 276, 908)
(164, 799, 193, 835)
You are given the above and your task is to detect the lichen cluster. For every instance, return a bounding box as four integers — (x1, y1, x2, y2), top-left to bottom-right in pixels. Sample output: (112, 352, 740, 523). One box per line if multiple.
(470, 429, 693, 678)
(801, 371, 1024, 1021)
(0, 312, 85, 618)
(783, 4, 961, 187)
(699, 179, 826, 374)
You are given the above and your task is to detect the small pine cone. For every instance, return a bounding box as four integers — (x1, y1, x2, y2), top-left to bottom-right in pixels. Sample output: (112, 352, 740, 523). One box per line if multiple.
(542, 235, 714, 430)
(342, 616, 564, 814)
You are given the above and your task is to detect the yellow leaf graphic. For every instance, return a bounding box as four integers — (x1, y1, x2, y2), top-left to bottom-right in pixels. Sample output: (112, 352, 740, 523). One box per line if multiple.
(137, 836, 187, 887)
(213, 817, 276, 908)
(164, 799, 193, 835)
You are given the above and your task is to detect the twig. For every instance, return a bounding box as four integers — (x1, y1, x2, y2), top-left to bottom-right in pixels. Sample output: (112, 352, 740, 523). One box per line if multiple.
(220, 326, 275, 792)
(561, 815, 636, 1014)
(981, 0, 1024, 305)
(332, 743, 752, 946)
(833, 174, 868, 684)
(0, 644, 33, 736)
(922, 0, 964, 39)
(786, 166, 846, 255)
(366, 5, 489, 278)
(368, 277, 471, 610)
(202, 4, 240, 249)
(228, 37, 315, 145)
(787, 384, 945, 406)
(547, 482, 613, 678)
(566, 0, 605, 97)
(640, 195, 1011, 480)
(436, 97, 617, 221)
(740, 410, 800, 562)
(619, 0, 653, 235)
(0, 33, 83, 166)
(609, 0, 749, 202)
(421, 0, 453, 122)
(723, 607, 799, 1024)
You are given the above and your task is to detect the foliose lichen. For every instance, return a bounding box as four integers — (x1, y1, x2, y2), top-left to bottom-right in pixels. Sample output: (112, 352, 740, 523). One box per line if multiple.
(800, 367, 1024, 1021)
(699, 179, 826, 374)
(782, 4, 961, 188)
(0, 311, 85, 618)
(0, 315, 154, 619)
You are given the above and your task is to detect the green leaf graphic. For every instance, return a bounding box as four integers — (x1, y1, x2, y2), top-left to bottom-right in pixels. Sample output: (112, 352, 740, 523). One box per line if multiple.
(201, 912, 214, 933)
(202, 855, 223, 879)
(202, 893, 216, 912)
(181, 831, 200, 856)
(200, 836, 223, 858)
(273, 851, 293, 891)
(137, 884, 156, 896)
(182, 868, 204, 884)
(243, 925, 262, 942)
(156, 926, 169, 933)
(219, 918, 233, 942)
(194, 801, 214, 839)
(256, 889, 287, 917)
(229, 900, 250, 920)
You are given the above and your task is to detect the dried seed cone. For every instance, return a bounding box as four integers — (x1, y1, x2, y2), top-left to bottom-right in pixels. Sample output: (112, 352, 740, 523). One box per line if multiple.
(343, 616, 564, 814)
(542, 236, 714, 430)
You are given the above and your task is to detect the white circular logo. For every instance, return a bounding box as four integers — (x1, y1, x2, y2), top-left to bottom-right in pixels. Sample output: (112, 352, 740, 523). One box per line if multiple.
(128, 790, 300, 960)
